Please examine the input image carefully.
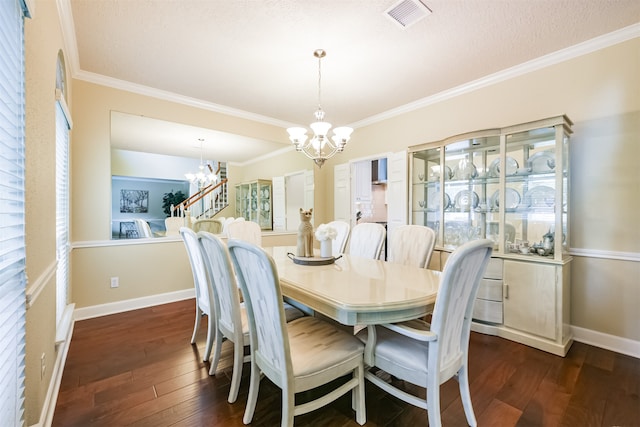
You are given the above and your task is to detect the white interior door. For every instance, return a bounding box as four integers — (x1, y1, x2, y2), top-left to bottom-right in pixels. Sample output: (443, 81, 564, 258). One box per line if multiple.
(272, 175, 285, 231)
(334, 163, 350, 222)
(386, 150, 408, 240)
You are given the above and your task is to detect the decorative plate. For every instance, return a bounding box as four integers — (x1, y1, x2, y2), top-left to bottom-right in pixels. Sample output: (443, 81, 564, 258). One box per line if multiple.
(524, 185, 555, 207)
(488, 156, 519, 177)
(527, 151, 555, 174)
(454, 159, 478, 180)
(454, 190, 479, 211)
(490, 188, 521, 211)
(427, 190, 451, 211)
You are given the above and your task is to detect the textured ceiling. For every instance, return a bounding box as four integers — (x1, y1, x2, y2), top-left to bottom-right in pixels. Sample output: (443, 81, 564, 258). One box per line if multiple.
(63, 0, 640, 163)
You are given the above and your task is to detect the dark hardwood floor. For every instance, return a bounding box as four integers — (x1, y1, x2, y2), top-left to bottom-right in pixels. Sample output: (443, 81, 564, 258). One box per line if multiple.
(53, 299, 640, 426)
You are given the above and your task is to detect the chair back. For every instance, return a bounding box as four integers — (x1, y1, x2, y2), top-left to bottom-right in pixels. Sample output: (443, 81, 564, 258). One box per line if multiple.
(227, 239, 291, 385)
(198, 232, 244, 344)
(430, 239, 493, 379)
(193, 218, 223, 234)
(134, 218, 153, 238)
(164, 216, 183, 236)
(387, 224, 436, 268)
(348, 222, 386, 259)
(227, 220, 262, 246)
(179, 227, 213, 316)
(328, 220, 350, 255)
(222, 217, 235, 235)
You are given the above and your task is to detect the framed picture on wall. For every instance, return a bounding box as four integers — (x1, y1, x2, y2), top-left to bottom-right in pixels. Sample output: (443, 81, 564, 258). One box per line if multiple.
(120, 189, 149, 213)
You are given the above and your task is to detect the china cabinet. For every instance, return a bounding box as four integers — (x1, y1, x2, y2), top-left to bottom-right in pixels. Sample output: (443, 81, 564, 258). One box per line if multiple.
(410, 115, 573, 356)
(235, 179, 273, 230)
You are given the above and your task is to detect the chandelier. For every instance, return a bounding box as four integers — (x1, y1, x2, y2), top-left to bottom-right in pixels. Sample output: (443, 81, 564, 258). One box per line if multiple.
(287, 49, 353, 168)
(185, 138, 218, 188)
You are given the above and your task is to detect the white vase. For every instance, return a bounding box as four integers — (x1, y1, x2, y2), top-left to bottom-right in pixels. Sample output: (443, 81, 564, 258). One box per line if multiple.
(320, 240, 332, 258)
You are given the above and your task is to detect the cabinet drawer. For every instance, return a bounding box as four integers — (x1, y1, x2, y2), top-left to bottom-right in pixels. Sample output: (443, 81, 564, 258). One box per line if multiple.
(472, 299, 503, 324)
(484, 258, 503, 280)
(477, 279, 503, 301)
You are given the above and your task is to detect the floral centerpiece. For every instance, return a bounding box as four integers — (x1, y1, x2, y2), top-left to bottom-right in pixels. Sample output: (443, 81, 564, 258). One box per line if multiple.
(315, 223, 337, 257)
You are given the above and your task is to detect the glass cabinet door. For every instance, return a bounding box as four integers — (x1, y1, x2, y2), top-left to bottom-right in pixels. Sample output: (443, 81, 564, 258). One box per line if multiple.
(502, 123, 570, 258)
(411, 147, 444, 246)
(258, 181, 272, 230)
(442, 134, 500, 250)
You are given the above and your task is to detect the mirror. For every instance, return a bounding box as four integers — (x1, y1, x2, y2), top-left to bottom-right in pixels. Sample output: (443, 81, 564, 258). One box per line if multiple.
(110, 111, 311, 239)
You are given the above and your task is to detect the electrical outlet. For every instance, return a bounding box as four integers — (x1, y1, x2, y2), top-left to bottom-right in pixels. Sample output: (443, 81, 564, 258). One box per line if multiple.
(40, 353, 46, 379)
(110, 277, 119, 288)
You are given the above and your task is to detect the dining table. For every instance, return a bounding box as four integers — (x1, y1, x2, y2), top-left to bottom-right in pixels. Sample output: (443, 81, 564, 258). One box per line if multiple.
(264, 246, 442, 364)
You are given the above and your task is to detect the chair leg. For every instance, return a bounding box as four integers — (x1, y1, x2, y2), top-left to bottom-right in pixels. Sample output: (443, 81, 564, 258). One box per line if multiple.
(203, 314, 215, 362)
(458, 366, 477, 427)
(227, 339, 244, 403)
(281, 386, 295, 427)
(208, 331, 223, 376)
(353, 362, 366, 425)
(426, 380, 442, 427)
(242, 358, 261, 425)
(191, 308, 201, 344)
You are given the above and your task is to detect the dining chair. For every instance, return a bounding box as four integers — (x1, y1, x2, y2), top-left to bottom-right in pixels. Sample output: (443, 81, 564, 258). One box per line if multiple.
(221, 216, 235, 236)
(179, 227, 216, 363)
(348, 222, 386, 259)
(227, 239, 367, 426)
(134, 218, 153, 238)
(192, 218, 223, 234)
(197, 231, 251, 403)
(356, 239, 493, 427)
(164, 216, 183, 236)
(387, 224, 436, 268)
(327, 220, 350, 255)
(227, 220, 262, 246)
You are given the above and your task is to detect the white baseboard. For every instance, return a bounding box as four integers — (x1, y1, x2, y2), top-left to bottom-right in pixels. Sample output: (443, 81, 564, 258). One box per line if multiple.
(571, 325, 640, 359)
(73, 288, 195, 321)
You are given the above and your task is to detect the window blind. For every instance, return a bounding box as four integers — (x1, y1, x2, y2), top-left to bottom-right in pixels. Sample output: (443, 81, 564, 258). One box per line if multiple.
(55, 95, 70, 328)
(0, 0, 27, 425)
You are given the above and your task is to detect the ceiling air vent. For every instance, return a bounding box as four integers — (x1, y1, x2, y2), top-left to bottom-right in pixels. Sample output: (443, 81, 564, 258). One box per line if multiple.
(384, 0, 432, 29)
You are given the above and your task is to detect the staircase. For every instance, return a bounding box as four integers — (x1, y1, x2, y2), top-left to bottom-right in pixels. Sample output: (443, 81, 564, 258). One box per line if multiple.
(177, 161, 229, 221)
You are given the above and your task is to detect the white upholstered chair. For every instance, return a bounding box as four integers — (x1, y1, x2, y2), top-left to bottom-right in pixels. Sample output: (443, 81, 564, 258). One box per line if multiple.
(179, 227, 216, 363)
(387, 224, 437, 268)
(222, 217, 235, 236)
(227, 220, 262, 246)
(192, 218, 224, 234)
(164, 216, 183, 236)
(356, 239, 493, 427)
(327, 220, 350, 255)
(134, 218, 153, 238)
(198, 231, 251, 403)
(348, 222, 386, 259)
(227, 240, 366, 427)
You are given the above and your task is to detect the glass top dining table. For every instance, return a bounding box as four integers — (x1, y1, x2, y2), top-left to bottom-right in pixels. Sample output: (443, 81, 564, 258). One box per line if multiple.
(265, 246, 441, 327)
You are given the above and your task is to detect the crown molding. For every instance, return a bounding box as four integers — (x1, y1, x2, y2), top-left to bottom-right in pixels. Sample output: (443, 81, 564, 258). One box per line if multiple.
(74, 69, 295, 129)
(350, 23, 640, 129)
